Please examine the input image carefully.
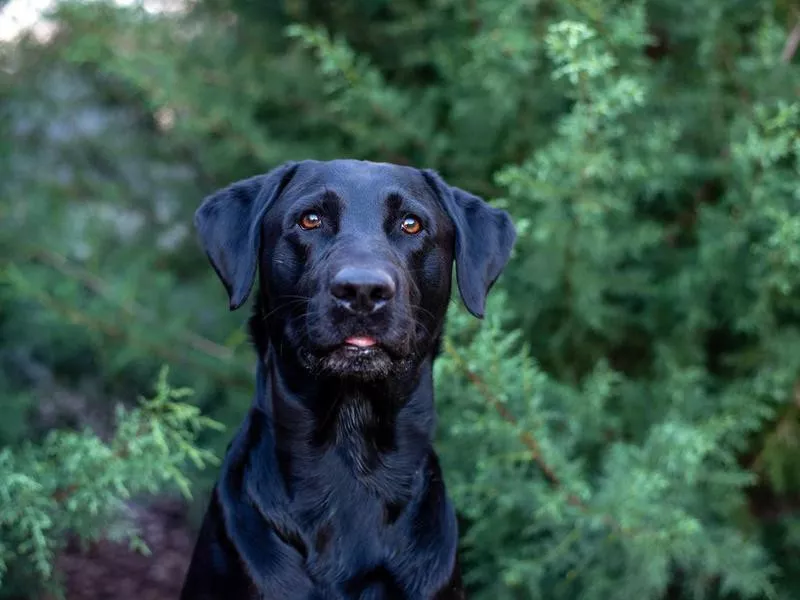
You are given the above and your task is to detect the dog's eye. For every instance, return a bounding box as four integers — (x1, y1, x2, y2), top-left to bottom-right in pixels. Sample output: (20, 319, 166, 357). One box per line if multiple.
(401, 215, 422, 235)
(299, 212, 322, 230)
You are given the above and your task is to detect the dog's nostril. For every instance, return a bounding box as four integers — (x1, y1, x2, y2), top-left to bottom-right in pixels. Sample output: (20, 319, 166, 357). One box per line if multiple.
(330, 281, 356, 300)
(371, 285, 393, 302)
(330, 267, 396, 312)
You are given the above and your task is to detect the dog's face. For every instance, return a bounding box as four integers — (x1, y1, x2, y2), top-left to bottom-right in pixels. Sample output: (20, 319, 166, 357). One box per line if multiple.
(260, 161, 456, 379)
(195, 159, 515, 381)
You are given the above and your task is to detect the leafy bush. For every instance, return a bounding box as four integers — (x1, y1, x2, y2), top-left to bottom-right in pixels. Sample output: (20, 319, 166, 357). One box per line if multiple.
(1, 0, 799, 598)
(0, 368, 221, 597)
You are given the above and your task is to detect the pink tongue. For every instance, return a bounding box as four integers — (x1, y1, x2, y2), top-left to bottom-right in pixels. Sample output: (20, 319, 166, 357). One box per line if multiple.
(345, 336, 377, 348)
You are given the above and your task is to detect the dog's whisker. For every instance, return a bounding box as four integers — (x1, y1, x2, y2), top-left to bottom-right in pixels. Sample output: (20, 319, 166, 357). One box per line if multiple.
(261, 298, 310, 321)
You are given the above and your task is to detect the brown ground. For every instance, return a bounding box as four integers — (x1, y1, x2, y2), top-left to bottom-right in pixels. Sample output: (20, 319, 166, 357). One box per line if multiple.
(43, 499, 196, 600)
(27, 374, 201, 600)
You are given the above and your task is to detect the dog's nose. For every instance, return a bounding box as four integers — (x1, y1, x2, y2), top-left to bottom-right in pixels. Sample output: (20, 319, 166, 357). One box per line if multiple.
(330, 267, 396, 314)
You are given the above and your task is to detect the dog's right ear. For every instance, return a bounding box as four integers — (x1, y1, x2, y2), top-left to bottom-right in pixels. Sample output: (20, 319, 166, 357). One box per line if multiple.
(194, 162, 298, 311)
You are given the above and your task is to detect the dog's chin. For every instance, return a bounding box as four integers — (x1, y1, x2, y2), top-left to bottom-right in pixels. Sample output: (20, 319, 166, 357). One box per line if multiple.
(319, 345, 395, 381)
(299, 342, 411, 382)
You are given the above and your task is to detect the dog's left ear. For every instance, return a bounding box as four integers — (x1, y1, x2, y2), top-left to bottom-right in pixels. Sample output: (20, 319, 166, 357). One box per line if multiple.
(195, 162, 298, 311)
(422, 169, 516, 319)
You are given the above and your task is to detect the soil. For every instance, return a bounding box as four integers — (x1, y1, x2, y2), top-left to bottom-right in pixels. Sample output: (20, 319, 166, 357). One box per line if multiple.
(42, 499, 196, 600)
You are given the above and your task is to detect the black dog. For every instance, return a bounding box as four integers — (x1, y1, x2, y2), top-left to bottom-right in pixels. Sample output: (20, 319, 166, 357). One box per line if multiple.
(180, 159, 515, 599)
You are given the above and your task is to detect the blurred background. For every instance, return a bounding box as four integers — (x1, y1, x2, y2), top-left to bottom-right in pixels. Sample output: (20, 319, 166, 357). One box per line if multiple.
(1, 0, 800, 598)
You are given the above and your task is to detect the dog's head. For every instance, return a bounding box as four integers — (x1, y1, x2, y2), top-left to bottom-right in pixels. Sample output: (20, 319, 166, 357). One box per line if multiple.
(195, 159, 515, 381)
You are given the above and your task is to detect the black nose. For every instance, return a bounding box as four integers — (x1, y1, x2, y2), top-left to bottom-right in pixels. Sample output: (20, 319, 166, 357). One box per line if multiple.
(330, 267, 396, 314)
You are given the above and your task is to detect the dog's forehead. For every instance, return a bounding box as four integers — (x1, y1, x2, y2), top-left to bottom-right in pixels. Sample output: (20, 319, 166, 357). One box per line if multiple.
(288, 159, 433, 204)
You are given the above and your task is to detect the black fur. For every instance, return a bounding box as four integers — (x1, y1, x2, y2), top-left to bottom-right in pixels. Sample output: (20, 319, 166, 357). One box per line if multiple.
(181, 159, 515, 599)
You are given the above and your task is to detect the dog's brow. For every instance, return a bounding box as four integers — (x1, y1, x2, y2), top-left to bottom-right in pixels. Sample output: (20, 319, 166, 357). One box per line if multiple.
(384, 190, 431, 220)
(290, 188, 343, 211)
(321, 186, 341, 203)
(385, 191, 405, 212)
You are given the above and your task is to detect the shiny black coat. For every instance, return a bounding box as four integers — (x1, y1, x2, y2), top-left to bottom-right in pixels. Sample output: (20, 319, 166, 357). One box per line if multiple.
(180, 160, 515, 599)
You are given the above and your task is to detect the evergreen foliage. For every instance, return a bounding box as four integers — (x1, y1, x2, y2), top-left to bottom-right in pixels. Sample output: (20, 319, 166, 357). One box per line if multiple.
(0, 368, 221, 597)
(1, 0, 799, 598)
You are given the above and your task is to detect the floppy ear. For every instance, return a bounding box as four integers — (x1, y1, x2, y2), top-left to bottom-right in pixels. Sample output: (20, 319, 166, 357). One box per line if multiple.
(422, 170, 516, 319)
(194, 162, 298, 310)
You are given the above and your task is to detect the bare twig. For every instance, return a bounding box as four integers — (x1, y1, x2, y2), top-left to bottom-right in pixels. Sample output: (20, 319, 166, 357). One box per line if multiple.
(781, 20, 800, 63)
(444, 338, 639, 538)
(747, 381, 800, 473)
(13, 250, 254, 392)
(443, 339, 602, 515)
(30, 248, 236, 363)
(445, 339, 567, 489)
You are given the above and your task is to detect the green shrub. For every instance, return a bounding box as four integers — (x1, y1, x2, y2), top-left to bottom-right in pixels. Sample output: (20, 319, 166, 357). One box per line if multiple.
(0, 368, 221, 597)
(1, 0, 798, 597)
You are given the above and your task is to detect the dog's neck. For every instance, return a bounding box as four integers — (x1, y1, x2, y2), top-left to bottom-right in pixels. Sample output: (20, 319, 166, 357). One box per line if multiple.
(248, 307, 438, 499)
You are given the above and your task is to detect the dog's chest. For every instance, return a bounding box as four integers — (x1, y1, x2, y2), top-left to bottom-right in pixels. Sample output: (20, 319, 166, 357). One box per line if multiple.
(293, 452, 418, 573)
(221, 412, 458, 599)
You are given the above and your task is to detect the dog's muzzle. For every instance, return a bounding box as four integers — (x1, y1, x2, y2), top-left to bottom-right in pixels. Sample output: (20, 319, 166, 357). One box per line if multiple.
(330, 266, 397, 316)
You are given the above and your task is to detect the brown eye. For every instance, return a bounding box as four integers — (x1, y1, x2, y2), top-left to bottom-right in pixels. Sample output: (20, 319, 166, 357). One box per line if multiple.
(401, 215, 422, 235)
(299, 212, 322, 230)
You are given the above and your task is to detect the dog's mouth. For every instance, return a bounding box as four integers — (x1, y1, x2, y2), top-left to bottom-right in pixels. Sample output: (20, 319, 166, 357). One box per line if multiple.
(335, 335, 389, 362)
(343, 335, 378, 349)
(337, 335, 404, 359)
(299, 334, 404, 380)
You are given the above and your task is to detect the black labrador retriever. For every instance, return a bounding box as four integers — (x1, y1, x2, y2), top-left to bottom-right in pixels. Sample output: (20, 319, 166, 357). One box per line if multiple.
(180, 159, 515, 600)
